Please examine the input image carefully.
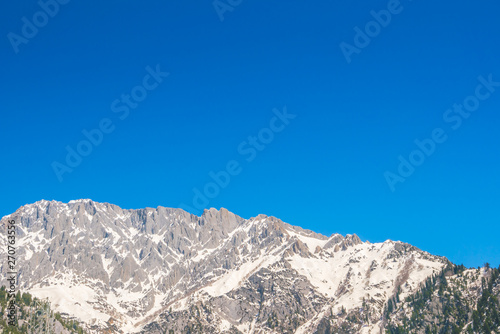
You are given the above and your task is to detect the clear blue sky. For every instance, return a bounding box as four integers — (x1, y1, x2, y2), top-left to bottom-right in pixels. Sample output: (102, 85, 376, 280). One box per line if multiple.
(1, 0, 499, 267)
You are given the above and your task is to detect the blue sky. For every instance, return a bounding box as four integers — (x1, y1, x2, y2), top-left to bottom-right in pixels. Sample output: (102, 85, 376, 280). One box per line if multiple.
(1, 0, 499, 267)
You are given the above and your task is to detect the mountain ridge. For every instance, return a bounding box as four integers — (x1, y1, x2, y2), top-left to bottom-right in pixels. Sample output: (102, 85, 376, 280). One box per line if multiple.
(2, 199, 407, 249)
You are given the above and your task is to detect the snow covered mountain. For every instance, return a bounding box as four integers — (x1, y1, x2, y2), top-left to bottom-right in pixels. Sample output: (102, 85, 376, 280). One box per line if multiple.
(0, 199, 448, 333)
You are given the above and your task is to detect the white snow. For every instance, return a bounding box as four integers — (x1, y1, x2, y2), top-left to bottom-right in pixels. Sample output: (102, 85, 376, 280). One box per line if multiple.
(204, 252, 282, 296)
(29, 284, 110, 324)
(286, 229, 329, 252)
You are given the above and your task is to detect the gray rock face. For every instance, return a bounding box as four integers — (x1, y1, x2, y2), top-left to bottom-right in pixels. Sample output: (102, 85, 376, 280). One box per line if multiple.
(0, 200, 448, 333)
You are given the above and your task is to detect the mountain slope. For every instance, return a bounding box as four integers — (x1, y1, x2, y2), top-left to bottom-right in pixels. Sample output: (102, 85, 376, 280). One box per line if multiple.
(384, 264, 500, 334)
(0, 286, 87, 333)
(0, 200, 449, 333)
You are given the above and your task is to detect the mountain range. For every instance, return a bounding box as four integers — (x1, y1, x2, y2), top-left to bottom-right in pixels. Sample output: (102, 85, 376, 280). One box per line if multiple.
(0, 200, 498, 333)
